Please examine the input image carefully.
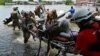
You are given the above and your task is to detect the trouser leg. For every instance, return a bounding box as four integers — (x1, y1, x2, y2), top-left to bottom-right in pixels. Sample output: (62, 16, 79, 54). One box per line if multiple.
(23, 31, 30, 43)
(13, 20, 16, 30)
(18, 24, 21, 30)
(13, 23, 16, 30)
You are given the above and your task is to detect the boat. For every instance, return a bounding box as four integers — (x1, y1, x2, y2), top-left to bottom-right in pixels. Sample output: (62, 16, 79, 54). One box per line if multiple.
(3, 17, 12, 25)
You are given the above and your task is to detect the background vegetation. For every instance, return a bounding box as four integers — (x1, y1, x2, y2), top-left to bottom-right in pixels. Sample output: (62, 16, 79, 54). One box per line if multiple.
(65, 0, 73, 5)
(0, 0, 12, 5)
(0, 0, 73, 5)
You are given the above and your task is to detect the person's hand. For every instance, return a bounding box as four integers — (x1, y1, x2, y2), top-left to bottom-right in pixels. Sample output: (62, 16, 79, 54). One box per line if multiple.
(92, 11, 98, 16)
(32, 26, 38, 32)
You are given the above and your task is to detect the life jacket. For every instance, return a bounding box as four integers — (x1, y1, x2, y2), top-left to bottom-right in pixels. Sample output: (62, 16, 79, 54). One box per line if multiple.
(22, 18, 35, 30)
(11, 11, 19, 20)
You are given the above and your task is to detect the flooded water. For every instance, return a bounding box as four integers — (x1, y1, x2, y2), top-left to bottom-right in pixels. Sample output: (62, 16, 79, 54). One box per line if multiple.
(0, 5, 95, 56)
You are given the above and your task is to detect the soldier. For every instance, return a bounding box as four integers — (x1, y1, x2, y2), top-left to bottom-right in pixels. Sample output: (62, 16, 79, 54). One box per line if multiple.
(11, 7, 20, 30)
(21, 12, 37, 43)
(45, 9, 58, 29)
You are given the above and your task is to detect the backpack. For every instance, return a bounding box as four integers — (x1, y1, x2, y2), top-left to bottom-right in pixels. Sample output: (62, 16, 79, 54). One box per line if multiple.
(11, 12, 18, 19)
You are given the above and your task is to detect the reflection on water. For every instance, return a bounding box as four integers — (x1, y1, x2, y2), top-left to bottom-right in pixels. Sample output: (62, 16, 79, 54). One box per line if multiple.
(24, 44, 32, 56)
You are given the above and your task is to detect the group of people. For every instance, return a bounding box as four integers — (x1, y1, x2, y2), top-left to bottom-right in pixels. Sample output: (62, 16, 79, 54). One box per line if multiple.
(11, 6, 37, 43)
(9, 4, 100, 56)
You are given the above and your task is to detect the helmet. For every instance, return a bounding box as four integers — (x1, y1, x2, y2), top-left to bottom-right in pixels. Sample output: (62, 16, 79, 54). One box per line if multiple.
(51, 9, 57, 14)
(13, 7, 18, 11)
(71, 8, 92, 23)
(23, 11, 30, 17)
(71, 6, 74, 9)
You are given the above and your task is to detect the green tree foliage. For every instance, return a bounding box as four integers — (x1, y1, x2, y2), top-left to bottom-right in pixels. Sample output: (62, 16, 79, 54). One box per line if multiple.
(0, 0, 5, 5)
(0, 0, 12, 5)
(65, 0, 73, 5)
(5, 0, 12, 3)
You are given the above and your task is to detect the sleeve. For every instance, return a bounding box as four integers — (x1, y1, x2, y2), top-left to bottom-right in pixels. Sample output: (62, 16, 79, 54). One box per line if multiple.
(75, 33, 90, 51)
(32, 18, 37, 27)
(45, 14, 49, 25)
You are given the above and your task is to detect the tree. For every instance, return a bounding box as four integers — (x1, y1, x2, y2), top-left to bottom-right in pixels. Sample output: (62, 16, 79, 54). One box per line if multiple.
(0, 0, 12, 5)
(65, 0, 73, 5)
(0, 0, 5, 5)
(5, 0, 12, 3)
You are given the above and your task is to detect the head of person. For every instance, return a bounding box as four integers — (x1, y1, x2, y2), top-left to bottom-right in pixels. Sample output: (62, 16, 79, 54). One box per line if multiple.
(52, 9, 56, 14)
(70, 8, 94, 29)
(47, 9, 49, 11)
(71, 6, 74, 9)
(21, 10, 25, 15)
(51, 9, 57, 18)
(13, 7, 18, 11)
(47, 9, 57, 19)
(36, 3, 42, 10)
(23, 12, 30, 19)
(29, 11, 35, 17)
